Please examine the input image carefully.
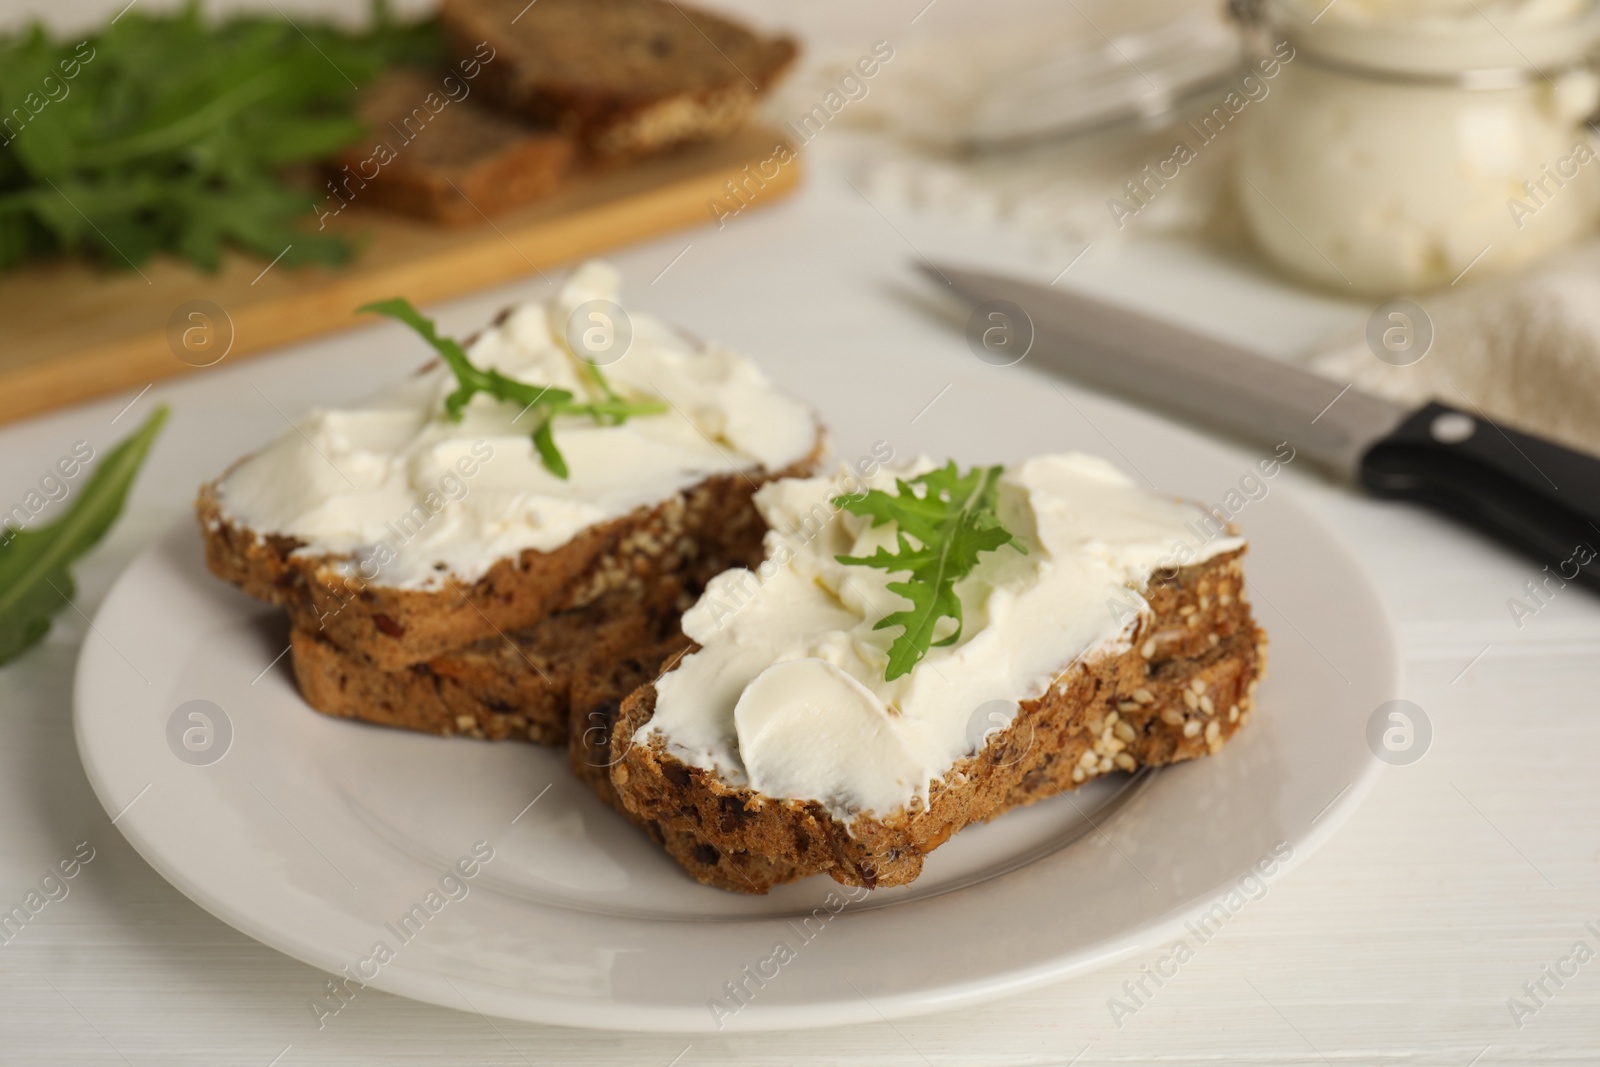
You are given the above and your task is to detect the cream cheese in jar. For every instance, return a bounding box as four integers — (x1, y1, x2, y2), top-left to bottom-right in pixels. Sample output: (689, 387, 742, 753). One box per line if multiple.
(1237, 0, 1600, 294)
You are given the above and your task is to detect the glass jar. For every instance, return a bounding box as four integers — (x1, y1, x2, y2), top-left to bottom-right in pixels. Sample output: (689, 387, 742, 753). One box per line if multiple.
(1236, 0, 1600, 294)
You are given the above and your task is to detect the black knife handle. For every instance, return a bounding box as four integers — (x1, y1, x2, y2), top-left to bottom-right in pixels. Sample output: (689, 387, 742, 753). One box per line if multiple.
(1359, 402, 1600, 591)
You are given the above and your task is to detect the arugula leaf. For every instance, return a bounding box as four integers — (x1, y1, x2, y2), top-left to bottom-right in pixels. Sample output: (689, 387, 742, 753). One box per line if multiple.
(359, 297, 666, 479)
(833, 463, 1026, 681)
(0, 404, 168, 666)
(0, 2, 437, 275)
(532, 420, 568, 480)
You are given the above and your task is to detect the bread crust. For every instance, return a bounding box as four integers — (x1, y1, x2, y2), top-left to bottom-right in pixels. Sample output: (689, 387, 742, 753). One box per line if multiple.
(440, 0, 797, 157)
(610, 550, 1265, 891)
(565, 625, 812, 892)
(332, 69, 575, 225)
(198, 441, 820, 671)
(288, 568, 700, 743)
(291, 625, 570, 743)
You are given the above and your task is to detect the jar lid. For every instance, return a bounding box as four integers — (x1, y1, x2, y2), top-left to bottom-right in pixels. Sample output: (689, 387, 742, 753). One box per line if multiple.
(1255, 0, 1600, 76)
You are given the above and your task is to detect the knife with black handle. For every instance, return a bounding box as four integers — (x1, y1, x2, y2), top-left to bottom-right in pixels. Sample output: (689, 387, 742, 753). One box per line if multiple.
(924, 263, 1600, 591)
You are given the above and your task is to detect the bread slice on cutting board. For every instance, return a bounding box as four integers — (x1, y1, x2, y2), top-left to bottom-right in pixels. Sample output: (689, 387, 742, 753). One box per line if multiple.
(440, 0, 798, 157)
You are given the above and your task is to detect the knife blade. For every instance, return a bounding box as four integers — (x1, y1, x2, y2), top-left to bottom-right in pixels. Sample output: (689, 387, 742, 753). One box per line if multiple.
(923, 261, 1600, 591)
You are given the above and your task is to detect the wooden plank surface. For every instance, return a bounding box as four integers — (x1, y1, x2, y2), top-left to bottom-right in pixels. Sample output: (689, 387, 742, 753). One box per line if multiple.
(0, 124, 798, 426)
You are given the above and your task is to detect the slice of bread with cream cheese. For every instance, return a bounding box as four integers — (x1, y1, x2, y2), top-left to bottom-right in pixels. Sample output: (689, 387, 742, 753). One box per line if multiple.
(197, 260, 822, 670)
(610, 454, 1267, 891)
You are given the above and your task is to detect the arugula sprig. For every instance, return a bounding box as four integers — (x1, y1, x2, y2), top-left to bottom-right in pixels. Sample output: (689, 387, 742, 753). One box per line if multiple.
(359, 298, 665, 479)
(833, 463, 1026, 681)
(0, 404, 167, 666)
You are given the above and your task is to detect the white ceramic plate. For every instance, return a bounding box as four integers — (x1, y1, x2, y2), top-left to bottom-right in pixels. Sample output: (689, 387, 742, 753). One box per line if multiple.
(74, 397, 1397, 1033)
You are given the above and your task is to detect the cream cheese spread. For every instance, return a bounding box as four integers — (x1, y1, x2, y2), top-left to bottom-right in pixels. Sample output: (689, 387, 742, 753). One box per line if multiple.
(644, 453, 1244, 820)
(212, 261, 817, 588)
(1239, 0, 1600, 293)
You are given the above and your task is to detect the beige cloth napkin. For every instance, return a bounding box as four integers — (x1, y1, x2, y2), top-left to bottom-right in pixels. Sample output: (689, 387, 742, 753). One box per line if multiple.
(1310, 243, 1600, 458)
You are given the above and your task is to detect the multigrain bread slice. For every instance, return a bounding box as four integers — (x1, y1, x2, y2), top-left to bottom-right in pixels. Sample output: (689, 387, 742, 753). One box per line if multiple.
(440, 0, 797, 157)
(596, 630, 1260, 894)
(198, 447, 818, 671)
(283, 516, 766, 744)
(291, 624, 571, 743)
(332, 69, 574, 225)
(289, 574, 696, 744)
(610, 549, 1266, 892)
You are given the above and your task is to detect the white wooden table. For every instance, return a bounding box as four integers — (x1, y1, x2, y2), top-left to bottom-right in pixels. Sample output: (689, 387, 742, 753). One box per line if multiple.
(3, 3, 1599, 1062)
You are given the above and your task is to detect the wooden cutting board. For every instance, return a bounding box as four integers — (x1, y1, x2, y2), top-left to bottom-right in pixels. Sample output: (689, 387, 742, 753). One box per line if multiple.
(0, 125, 798, 426)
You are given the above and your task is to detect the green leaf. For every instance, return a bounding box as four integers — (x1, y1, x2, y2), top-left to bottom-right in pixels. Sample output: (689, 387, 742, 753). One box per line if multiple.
(0, 404, 168, 665)
(357, 297, 477, 385)
(358, 297, 664, 479)
(834, 462, 1026, 681)
(0, 3, 439, 276)
(532, 419, 567, 479)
